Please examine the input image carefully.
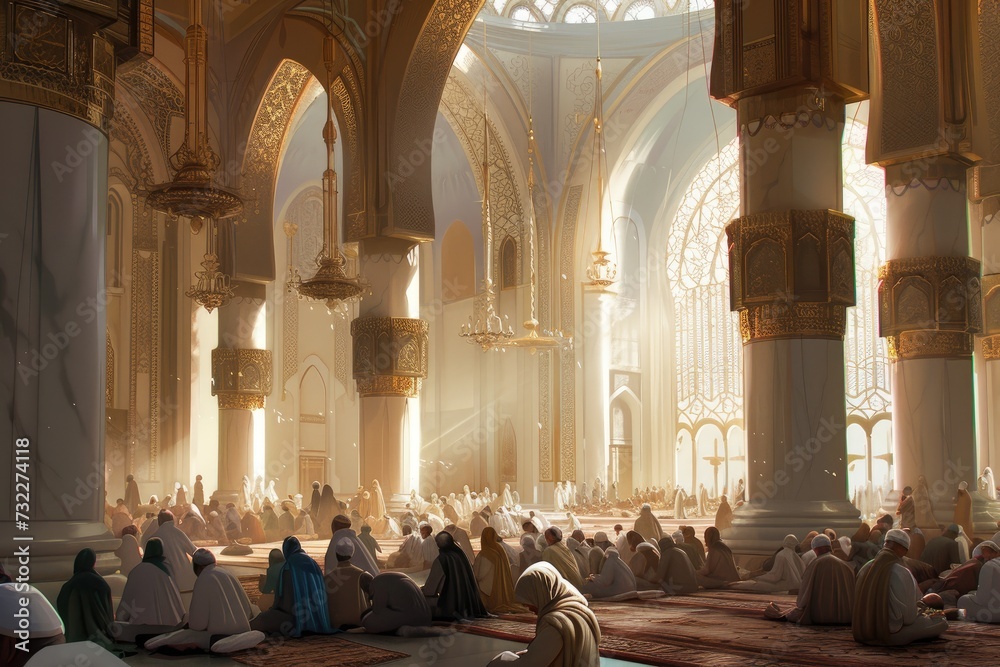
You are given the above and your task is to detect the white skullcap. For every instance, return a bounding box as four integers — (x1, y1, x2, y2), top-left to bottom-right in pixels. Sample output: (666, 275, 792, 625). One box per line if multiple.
(642, 503, 651, 510)
(192, 549, 216, 567)
(884, 528, 910, 549)
(335, 538, 355, 557)
(838, 536, 853, 557)
(810, 534, 832, 550)
(975, 540, 999, 558)
(418, 521, 431, 529)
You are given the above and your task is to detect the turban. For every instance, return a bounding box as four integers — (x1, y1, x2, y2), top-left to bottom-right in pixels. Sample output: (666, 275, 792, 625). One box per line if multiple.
(810, 534, 832, 550)
(885, 529, 910, 549)
(192, 549, 216, 567)
(335, 538, 355, 557)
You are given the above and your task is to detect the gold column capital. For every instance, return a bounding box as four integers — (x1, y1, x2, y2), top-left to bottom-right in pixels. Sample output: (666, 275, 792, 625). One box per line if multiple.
(351, 316, 429, 398)
(727, 209, 856, 343)
(212, 348, 273, 410)
(0, 1, 152, 132)
(878, 257, 983, 360)
(711, 0, 868, 110)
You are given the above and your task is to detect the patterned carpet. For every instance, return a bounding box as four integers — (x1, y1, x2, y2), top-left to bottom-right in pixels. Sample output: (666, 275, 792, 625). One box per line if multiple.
(237, 575, 1000, 666)
(229, 635, 408, 667)
(459, 592, 1000, 666)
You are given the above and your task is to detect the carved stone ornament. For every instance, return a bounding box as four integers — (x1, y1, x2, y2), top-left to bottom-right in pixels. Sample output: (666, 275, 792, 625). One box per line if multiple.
(711, 0, 868, 108)
(726, 209, 856, 343)
(983, 273, 1000, 361)
(0, 1, 148, 132)
(878, 257, 983, 360)
(212, 349, 273, 410)
(351, 316, 429, 398)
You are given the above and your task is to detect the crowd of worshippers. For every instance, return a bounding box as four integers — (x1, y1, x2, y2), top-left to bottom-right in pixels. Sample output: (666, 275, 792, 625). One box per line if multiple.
(8, 475, 1000, 665)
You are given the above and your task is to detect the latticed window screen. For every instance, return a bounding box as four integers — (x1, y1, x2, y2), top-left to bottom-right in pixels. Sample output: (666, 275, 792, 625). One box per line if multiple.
(668, 120, 890, 443)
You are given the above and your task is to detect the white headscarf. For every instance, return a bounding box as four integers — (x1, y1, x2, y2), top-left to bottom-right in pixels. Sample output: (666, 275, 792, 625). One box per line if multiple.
(0, 583, 63, 638)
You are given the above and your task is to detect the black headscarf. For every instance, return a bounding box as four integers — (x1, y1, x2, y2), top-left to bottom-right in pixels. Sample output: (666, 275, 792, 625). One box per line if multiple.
(261, 548, 285, 594)
(0, 562, 11, 584)
(56, 549, 116, 651)
(432, 531, 489, 621)
(142, 537, 171, 575)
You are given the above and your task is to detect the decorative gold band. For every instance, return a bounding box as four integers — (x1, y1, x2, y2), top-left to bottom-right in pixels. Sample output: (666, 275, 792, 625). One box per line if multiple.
(878, 256, 982, 360)
(351, 316, 429, 398)
(739, 303, 847, 344)
(355, 375, 422, 398)
(727, 209, 856, 342)
(984, 274, 1000, 335)
(217, 393, 266, 410)
(984, 336, 1000, 362)
(212, 348, 272, 408)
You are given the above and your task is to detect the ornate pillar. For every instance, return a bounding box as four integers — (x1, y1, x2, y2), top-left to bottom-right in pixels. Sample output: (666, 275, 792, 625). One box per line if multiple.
(0, 0, 149, 584)
(212, 298, 271, 505)
(351, 246, 428, 500)
(869, 1, 987, 530)
(711, 0, 868, 552)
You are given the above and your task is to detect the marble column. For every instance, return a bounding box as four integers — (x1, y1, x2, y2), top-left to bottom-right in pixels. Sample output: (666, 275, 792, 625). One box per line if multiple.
(0, 103, 121, 581)
(352, 244, 428, 501)
(710, 1, 868, 553)
(868, 3, 989, 532)
(212, 298, 271, 505)
(972, 196, 1000, 476)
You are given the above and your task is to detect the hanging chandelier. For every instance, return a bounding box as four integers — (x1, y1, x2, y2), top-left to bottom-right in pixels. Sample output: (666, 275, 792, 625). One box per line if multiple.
(585, 14, 617, 290)
(186, 219, 235, 312)
(283, 221, 303, 295)
(292, 34, 368, 309)
(461, 20, 513, 352)
(503, 118, 570, 353)
(146, 0, 243, 228)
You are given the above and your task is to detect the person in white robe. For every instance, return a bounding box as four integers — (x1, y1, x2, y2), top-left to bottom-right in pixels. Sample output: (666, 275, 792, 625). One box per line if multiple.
(113, 538, 185, 643)
(958, 541, 1000, 623)
(488, 562, 601, 667)
(426, 512, 446, 534)
(151, 511, 197, 592)
(114, 529, 142, 577)
(326, 515, 380, 577)
(25, 642, 129, 667)
(145, 550, 264, 654)
(956, 526, 973, 563)
(387, 525, 424, 569)
(0, 583, 65, 667)
(581, 550, 637, 599)
(265, 480, 279, 503)
(731, 534, 805, 592)
(501, 484, 515, 508)
(565, 512, 583, 534)
(853, 529, 948, 646)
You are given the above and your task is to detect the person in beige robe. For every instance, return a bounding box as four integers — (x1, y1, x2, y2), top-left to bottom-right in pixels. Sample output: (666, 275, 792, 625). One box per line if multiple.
(715, 495, 734, 531)
(474, 527, 525, 613)
(656, 537, 697, 595)
(488, 563, 601, 667)
(696, 527, 740, 589)
(853, 529, 948, 646)
(765, 535, 855, 625)
(325, 539, 373, 629)
(632, 504, 664, 543)
(541, 527, 586, 590)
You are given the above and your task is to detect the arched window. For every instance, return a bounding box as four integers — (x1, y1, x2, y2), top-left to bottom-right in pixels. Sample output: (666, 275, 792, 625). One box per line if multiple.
(441, 221, 476, 302)
(499, 235, 518, 289)
(624, 0, 656, 20)
(107, 192, 123, 287)
(287, 186, 324, 278)
(565, 4, 598, 22)
(510, 4, 539, 21)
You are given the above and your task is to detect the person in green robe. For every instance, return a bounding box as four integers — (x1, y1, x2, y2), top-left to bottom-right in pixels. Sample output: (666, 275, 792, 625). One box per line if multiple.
(56, 549, 116, 652)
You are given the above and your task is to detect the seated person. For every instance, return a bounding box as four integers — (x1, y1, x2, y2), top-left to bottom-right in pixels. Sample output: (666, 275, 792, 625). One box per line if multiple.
(257, 549, 285, 611)
(251, 537, 333, 637)
(422, 532, 490, 621)
(581, 549, 637, 599)
(541, 527, 586, 590)
(473, 527, 523, 613)
(0, 584, 65, 667)
(853, 529, 948, 646)
(113, 537, 186, 643)
(488, 563, 601, 667)
(631, 543, 662, 591)
(325, 539, 374, 629)
(958, 541, 1000, 623)
(655, 537, 697, 595)
(765, 535, 855, 625)
(732, 535, 804, 593)
(677, 527, 706, 569)
(386, 525, 422, 569)
(361, 572, 433, 634)
(56, 549, 116, 653)
(696, 527, 740, 589)
(146, 549, 263, 654)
